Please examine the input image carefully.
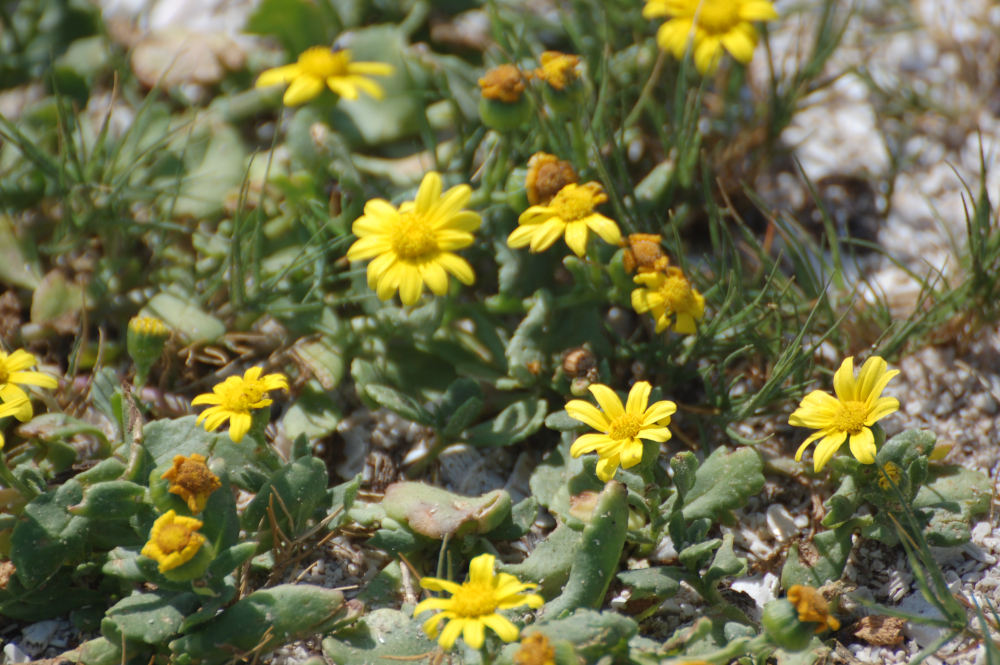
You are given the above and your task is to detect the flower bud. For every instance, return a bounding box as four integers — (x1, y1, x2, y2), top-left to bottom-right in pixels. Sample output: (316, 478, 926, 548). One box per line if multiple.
(127, 315, 169, 386)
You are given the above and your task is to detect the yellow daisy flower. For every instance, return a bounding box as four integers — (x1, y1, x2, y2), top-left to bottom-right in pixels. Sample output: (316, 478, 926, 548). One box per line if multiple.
(788, 356, 899, 472)
(566, 381, 676, 482)
(255, 46, 393, 106)
(643, 0, 778, 74)
(141, 510, 206, 573)
(414, 553, 544, 651)
(631, 266, 705, 334)
(507, 182, 622, 257)
(192, 367, 289, 443)
(0, 349, 58, 421)
(161, 453, 222, 513)
(346, 171, 482, 306)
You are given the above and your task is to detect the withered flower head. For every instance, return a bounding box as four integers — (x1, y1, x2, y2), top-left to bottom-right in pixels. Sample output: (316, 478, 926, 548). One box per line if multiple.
(162, 453, 222, 513)
(479, 64, 527, 103)
(525, 152, 578, 206)
(622, 233, 668, 274)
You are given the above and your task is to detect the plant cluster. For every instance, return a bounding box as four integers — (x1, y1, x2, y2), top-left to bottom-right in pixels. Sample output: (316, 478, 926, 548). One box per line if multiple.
(0, 0, 997, 664)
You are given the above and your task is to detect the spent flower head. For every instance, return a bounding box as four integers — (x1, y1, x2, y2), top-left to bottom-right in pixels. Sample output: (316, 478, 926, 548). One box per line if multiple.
(192, 367, 289, 442)
(161, 453, 222, 513)
(534, 51, 581, 91)
(631, 266, 705, 334)
(0, 348, 58, 421)
(643, 0, 778, 74)
(525, 153, 578, 206)
(788, 585, 840, 633)
(566, 381, 676, 481)
(788, 356, 899, 472)
(414, 553, 543, 650)
(346, 171, 481, 306)
(508, 182, 622, 257)
(514, 632, 555, 665)
(479, 64, 527, 102)
(141, 510, 206, 573)
(255, 46, 393, 106)
(622, 233, 669, 274)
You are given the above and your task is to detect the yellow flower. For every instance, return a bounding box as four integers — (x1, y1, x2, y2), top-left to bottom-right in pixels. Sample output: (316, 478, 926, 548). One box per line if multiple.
(0, 349, 58, 421)
(631, 266, 705, 334)
(192, 367, 288, 442)
(141, 510, 206, 573)
(508, 182, 622, 257)
(534, 51, 581, 91)
(255, 46, 393, 106)
(514, 632, 555, 665)
(524, 152, 578, 206)
(161, 454, 222, 513)
(346, 171, 481, 306)
(788, 356, 899, 472)
(643, 0, 778, 74)
(566, 382, 676, 482)
(414, 553, 544, 650)
(787, 585, 840, 633)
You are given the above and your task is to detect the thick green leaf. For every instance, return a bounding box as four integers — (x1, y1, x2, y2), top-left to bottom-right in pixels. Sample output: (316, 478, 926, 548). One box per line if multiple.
(681, 447, 765, 522)
(466, 398, 547, 447)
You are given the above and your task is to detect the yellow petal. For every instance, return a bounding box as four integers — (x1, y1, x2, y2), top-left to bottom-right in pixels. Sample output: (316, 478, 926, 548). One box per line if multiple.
(570, 433, 612, 457)
(832, 357, 857, 401)
(584, 213, 622, 246)
(468, 553, 495, 583)
(813, 432, 847, 472)
(564, 221, 589, 257)
(619, 440, 644, 468)
(462, 619, 485, 649)
(255, 64, 300, 88)
(566, 401, 610, 432)
(720, 22, 758, 63)
(481, 613, 520, 642)
(848, 428, 876, 464)
(438, 618, 464, 650)
(588, 384, 625, 420)
(625, 381, 651, 415)
(283, 75, 324, 106)
(437, 253, 475, 285)
(415, 172, 443, 214)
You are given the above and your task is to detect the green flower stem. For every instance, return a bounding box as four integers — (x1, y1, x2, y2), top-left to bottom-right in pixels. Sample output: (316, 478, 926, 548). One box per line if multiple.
(0, 451, 33, 499)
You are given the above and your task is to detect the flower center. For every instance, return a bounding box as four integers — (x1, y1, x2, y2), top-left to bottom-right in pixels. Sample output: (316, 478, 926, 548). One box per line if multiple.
(449, 582, 499, 617)
(833, 400, 868, 435)
(877, 462, 902, 491)
(694, 0, 740, 33)
(659, 274, 695, 311)
(391, 211, 439, 261)
(175, 460, 218, 494)
(608, 413, 642, 440)
(550, 185, 599, 222)
(297, 47, 349, 79)
(220, 381, 265, 413)
(157, 523, 193, 554)
(0, 364, 8, 385)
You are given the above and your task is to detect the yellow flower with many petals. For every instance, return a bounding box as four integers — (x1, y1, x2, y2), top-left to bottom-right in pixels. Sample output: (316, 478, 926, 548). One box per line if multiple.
(414, 553, 543, 650)
(141, 510, 206, 573)
(0, 349, 58, 421)
(346, 171, 481, 306)
(631, 266, 705, 334)
(643, 0, 778, 74)
(161, 454, 222, 513)
(788, 585, 840, 633)
(192, 367, 288, 443)
(508, 182, 622, 257)
(566, 382, 676, 482)
(788, 356, 899, 472)
(255, 46, 392, 106)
